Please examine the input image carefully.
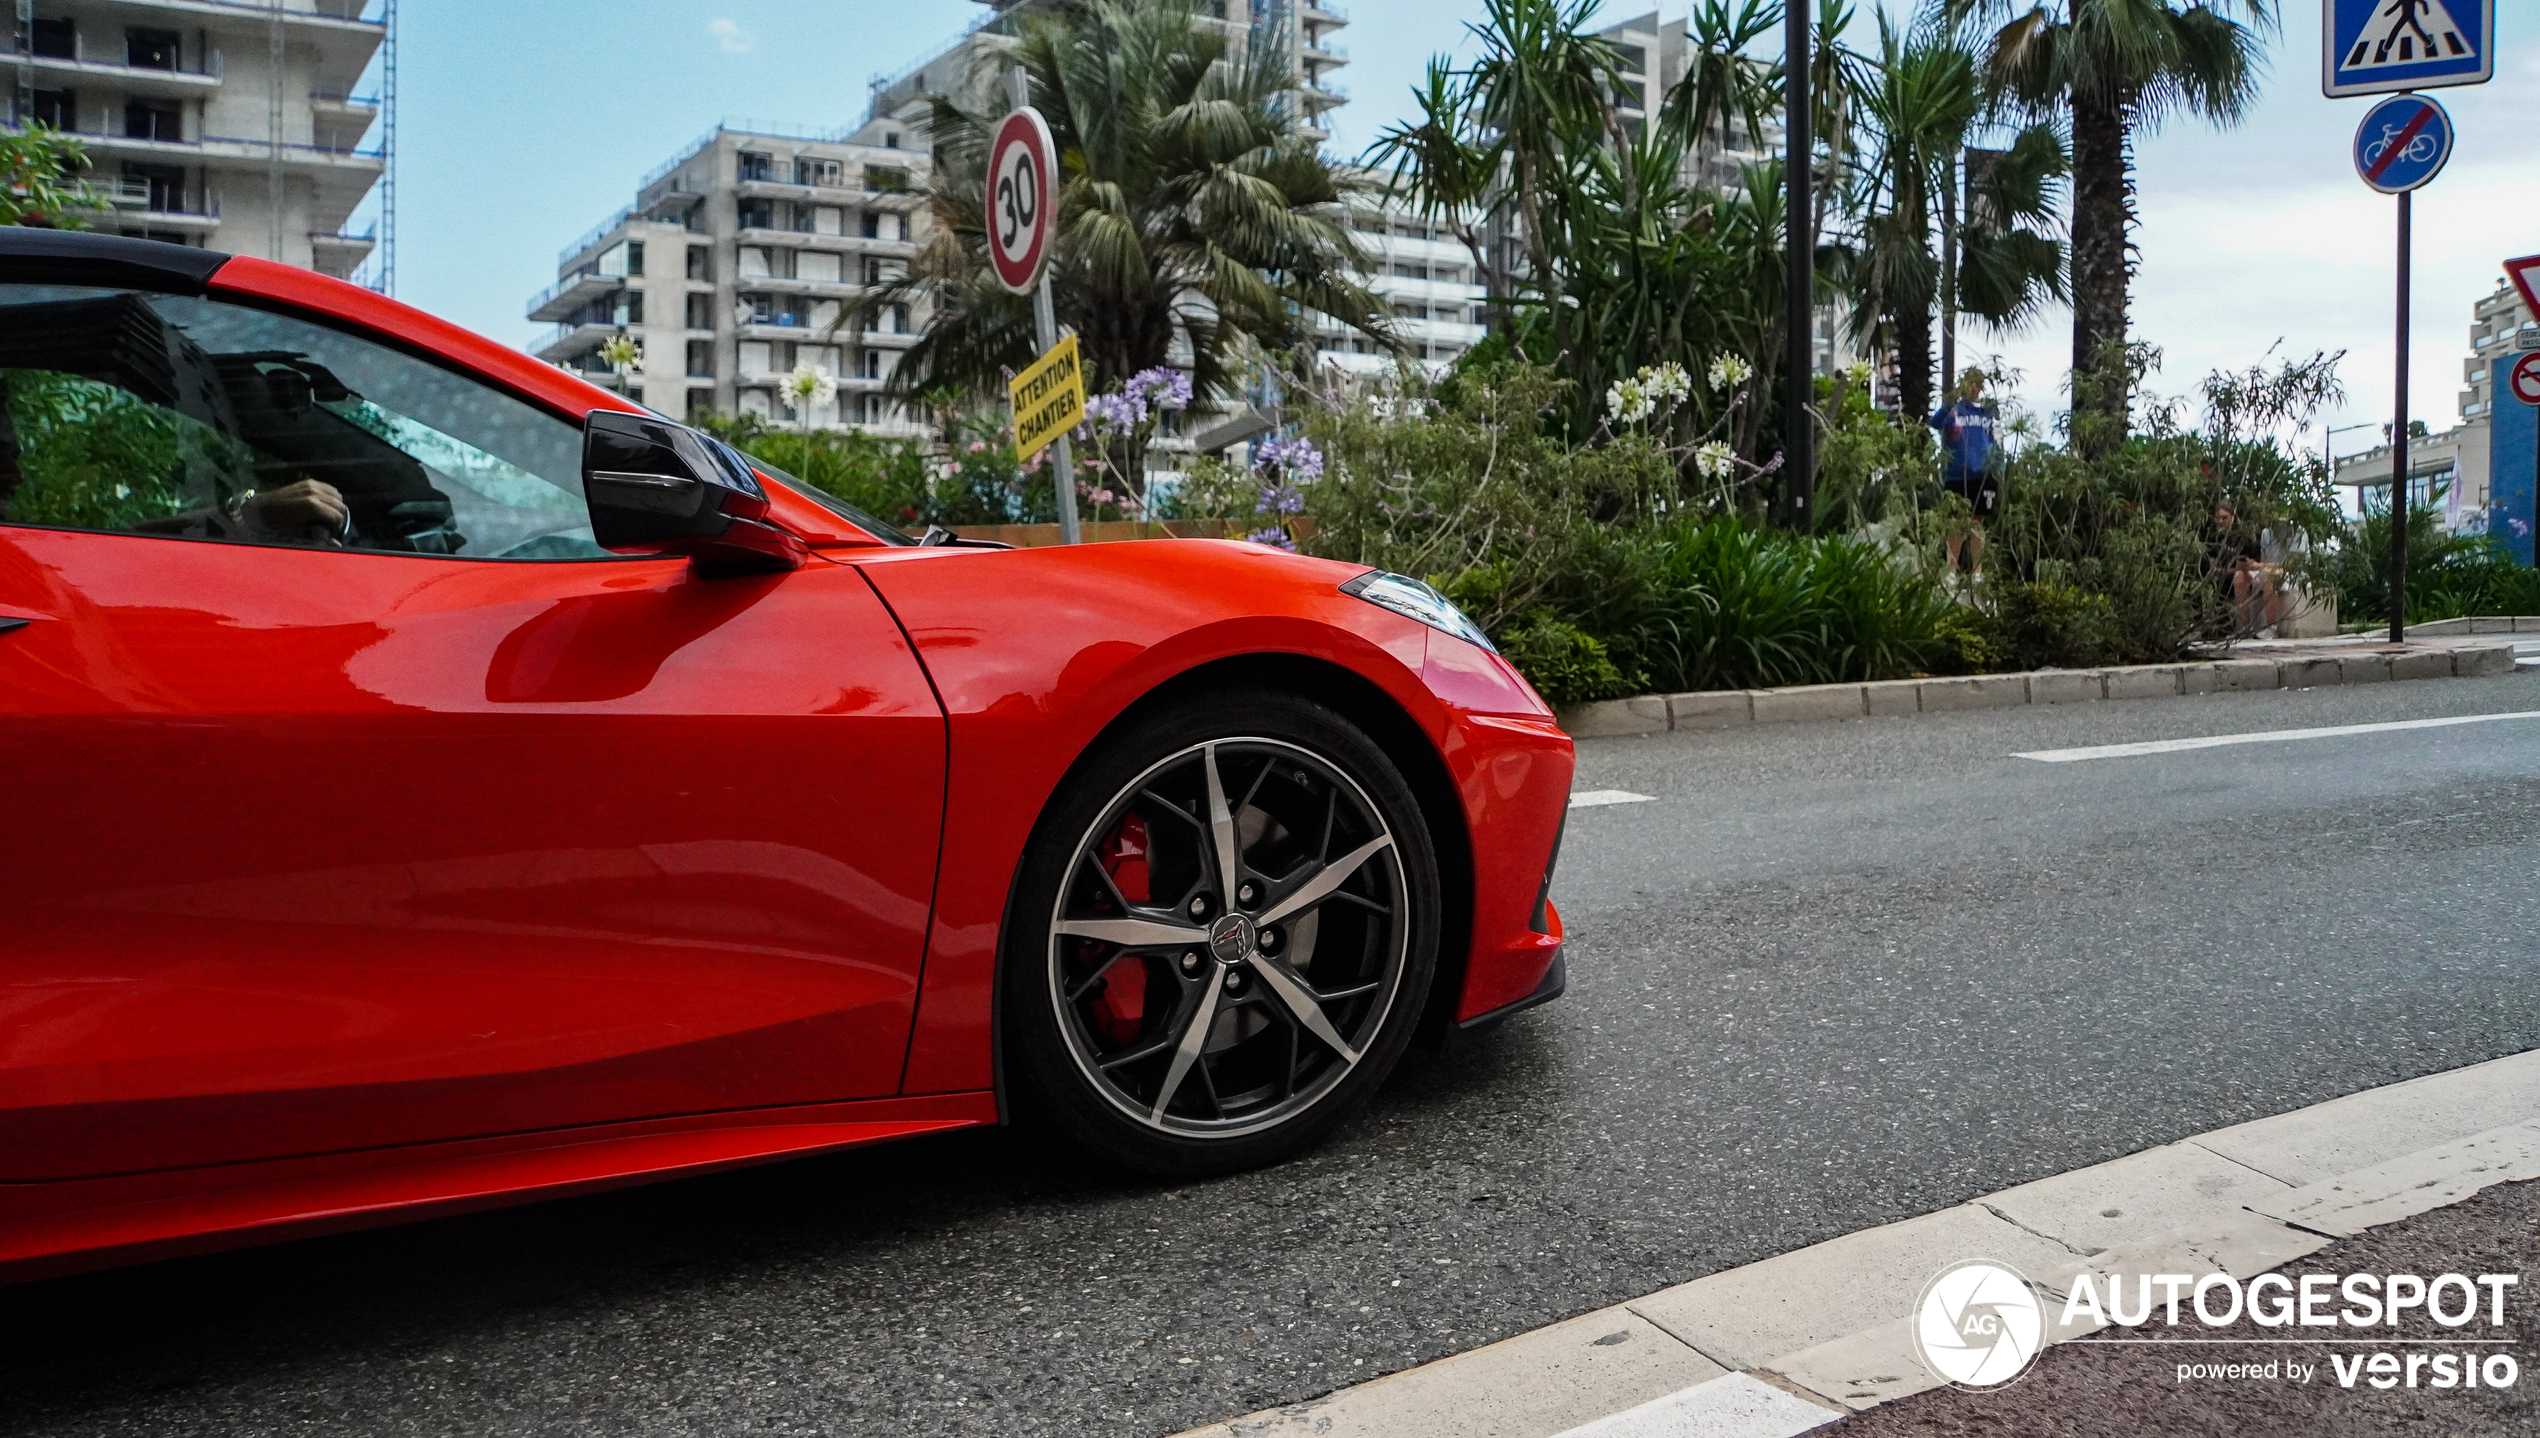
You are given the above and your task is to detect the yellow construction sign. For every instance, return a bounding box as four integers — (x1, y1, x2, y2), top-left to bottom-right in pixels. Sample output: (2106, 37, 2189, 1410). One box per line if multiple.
(1009, 332, 1086, 461)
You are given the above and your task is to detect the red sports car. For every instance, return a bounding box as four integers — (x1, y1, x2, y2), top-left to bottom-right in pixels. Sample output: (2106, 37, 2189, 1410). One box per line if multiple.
(0, 230, 1570, 1281)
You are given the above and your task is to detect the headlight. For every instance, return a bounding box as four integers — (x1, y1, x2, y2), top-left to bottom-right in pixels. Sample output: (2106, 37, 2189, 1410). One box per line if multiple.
(1340, 570, 1496, 653)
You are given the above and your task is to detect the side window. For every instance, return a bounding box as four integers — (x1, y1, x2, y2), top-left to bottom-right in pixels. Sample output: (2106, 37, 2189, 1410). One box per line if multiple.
(0, 284, 607, 559)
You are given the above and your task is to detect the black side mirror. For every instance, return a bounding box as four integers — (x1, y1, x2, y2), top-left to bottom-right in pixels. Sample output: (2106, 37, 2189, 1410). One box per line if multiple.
(581, 411, 807, 577)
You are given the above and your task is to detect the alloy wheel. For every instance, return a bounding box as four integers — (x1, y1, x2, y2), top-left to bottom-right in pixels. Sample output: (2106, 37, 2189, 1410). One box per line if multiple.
(1045, 737, 1410, 1137)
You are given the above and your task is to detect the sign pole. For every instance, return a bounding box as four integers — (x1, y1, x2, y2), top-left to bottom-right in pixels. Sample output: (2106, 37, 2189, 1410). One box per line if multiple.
(2388, 187, 2409, 643)
(1782, 0, 1813, 530)
(1010, 66, 1081, 545)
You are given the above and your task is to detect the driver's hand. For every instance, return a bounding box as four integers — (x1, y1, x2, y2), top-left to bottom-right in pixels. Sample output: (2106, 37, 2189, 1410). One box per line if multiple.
(246, 479, 349, 542)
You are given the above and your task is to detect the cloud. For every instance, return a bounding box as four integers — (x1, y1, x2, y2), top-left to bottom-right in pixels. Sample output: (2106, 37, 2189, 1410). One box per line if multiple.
(707, 17, 752, 53)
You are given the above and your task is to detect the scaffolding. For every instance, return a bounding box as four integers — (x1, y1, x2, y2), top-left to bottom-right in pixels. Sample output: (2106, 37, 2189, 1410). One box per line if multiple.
(376, 0, 394, 294)
(266, 0, 283, 257)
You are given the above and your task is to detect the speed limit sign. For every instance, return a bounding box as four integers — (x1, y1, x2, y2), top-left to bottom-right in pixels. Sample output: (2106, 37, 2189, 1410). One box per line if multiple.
(986, 107, 1056, 294)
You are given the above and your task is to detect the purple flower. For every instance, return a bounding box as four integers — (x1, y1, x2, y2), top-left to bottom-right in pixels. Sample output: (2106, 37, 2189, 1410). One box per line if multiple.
(1130, 366, 1192, 411)
(1252, 434, 1324, 482)
(1081, 390, 1147, 433)
(1245, 527, 1297, 551)
(1256, 483, 1305, 516)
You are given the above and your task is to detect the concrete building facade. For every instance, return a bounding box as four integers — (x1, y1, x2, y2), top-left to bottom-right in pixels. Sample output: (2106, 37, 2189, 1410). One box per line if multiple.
(528, 123, 930, 436)
(1313, 179, 1487, 376)
(2333, 278, 2536, 529)
(1599, 9, 1777, 192)
(867, 0, 1346, 145)
(7, 0, 385, 278)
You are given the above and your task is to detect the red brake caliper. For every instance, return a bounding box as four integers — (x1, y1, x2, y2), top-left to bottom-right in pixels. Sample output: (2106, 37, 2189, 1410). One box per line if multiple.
(1090, 813, 1152, 1044)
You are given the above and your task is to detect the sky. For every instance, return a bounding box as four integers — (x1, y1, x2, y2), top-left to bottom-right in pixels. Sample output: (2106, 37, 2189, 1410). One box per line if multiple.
(388, 1, 2539, 463)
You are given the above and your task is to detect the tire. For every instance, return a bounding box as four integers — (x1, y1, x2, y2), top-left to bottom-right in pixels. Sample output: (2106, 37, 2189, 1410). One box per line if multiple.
(1002, 689, 1441, 1177)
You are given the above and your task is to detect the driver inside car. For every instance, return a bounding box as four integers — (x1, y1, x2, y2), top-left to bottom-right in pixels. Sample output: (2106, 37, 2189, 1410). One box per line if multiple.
(136, 475, 354, 547)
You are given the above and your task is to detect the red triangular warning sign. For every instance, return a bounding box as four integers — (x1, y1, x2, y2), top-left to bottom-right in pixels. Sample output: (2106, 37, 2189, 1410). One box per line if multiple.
(2509, 255, 2540, 323)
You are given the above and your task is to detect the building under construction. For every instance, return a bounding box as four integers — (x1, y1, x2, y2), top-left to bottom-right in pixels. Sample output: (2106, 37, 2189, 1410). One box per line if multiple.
(7, 0, 394, 288)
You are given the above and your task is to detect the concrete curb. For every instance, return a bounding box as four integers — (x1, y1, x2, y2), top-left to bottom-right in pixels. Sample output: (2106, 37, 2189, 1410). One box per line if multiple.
(1175, 1049, 2540, 1438)
(2405, 615, 2540, 635)
(1556, 640, 2523, 739)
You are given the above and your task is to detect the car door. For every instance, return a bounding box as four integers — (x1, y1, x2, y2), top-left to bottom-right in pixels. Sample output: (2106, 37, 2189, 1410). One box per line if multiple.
(0, 278, 945, 1181)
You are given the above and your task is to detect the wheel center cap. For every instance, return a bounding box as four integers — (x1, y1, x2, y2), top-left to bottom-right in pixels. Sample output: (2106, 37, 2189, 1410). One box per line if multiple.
(1207, 913, 1254, 964)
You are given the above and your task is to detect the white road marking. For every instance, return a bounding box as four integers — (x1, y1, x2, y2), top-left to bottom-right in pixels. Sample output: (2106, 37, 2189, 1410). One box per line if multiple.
(1569, 789, 1657, 809)
(2014, 710, 2540, 763)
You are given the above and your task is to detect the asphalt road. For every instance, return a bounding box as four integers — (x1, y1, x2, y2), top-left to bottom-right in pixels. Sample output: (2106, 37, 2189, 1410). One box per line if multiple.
(6, 674, 2538, 1438)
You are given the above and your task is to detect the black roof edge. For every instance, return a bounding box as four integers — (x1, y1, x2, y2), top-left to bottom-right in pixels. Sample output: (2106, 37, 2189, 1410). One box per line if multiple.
(0, 229, 232, 293)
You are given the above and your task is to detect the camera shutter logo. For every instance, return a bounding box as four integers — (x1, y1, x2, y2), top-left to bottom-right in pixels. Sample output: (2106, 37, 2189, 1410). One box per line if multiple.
(1912, 1260, 2047, 1389)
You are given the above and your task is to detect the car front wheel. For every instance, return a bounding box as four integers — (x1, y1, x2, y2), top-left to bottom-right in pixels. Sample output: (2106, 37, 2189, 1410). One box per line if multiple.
(1004, 691, 1440, 1176)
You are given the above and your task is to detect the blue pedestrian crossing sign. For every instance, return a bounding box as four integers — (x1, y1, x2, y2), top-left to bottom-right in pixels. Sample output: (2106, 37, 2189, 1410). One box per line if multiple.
(2324, 0, 2494, 97)
(2353, 93, 2454, 193)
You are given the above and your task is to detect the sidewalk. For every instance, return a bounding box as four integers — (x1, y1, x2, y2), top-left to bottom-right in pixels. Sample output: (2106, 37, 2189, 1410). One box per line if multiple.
(1177, 1052, 2540, 1438)
(1831, 1179, 2536, 1436)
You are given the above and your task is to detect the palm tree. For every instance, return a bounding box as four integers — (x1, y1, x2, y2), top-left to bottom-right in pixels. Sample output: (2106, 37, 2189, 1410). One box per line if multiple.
(1848, 16, 1975, 421)
(1845, 12, 2066, 421)
(1953, 0, 2275, 449)
(882, 0, 1392, 408)
(1368, 59, 1513, 326)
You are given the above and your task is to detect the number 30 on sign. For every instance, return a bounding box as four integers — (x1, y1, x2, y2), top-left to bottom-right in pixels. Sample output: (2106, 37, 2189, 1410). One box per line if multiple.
(988, 108, 1057, 294)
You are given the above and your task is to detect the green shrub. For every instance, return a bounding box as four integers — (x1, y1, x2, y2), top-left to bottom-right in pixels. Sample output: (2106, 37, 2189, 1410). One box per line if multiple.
(1628, 517, 1953, 691)
(701, 415, 1055, 530)
(1983, 579, 2123, 670)
(1929, 606, 1998, 675)
(2325, 506, 2540, 624)
(1495, 609, 1638, 705)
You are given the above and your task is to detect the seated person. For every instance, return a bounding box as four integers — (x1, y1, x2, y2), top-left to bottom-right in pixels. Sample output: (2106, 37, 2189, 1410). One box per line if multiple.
(134, 476, 353, 547)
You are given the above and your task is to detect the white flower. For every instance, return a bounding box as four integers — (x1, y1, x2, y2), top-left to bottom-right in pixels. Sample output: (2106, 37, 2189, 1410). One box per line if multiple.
(1846, 359, 1873, 388)
(1694, 441, 1735, 480)
(598, 334, 644, 374)
(1645, 362, 1692, 405)
(1367, 394, 1397, 421)
(784, 362, 838, 409)
(1606, 378, 1653, 424)
(1707, 355, 1753, 392)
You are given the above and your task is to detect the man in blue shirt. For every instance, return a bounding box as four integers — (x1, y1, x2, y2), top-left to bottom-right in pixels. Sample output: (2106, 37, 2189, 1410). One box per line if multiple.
(1929, 369, 2000, 582)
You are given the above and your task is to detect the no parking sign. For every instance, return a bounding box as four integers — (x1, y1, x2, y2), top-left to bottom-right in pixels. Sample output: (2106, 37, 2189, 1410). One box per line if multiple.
(2509, 353, 2540, 408)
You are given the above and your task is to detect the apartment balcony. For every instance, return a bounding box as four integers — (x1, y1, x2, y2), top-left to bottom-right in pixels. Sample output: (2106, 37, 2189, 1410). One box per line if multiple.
(526, 270, 625, 323)
(855, 328, 920, 348)
(152, 0, 385, 28)
(734, 177, 928, 209)
(1298, 82, 1348, 109)
(736, 318, 849, 341)
(533, 322, 620, 364)
(735, 226, 917, 258)
(1302, 39, 1348, 64)
(1302, 1, 1349, 22)
(19, 51, 220, 99)
(310, 91, 380, 123)
(310, 227, 375, 254)
(60, 128, 385, 179)
(84, 176, 223, 232)
(736, 274, 877, 300)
